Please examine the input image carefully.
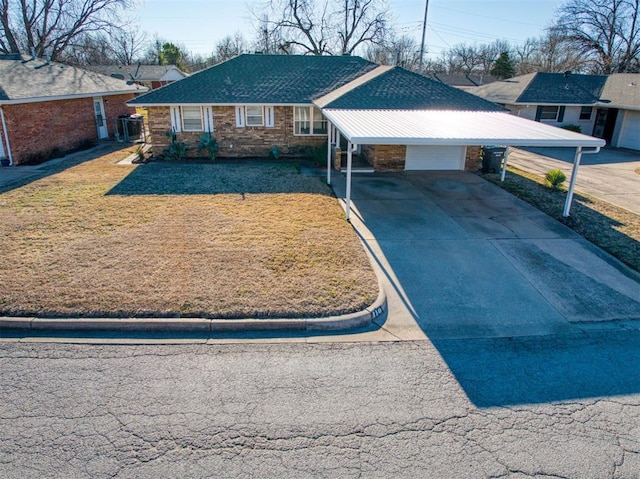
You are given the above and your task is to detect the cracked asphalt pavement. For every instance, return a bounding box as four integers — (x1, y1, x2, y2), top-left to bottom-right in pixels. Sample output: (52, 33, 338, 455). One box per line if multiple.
(1, 332, 639, 478)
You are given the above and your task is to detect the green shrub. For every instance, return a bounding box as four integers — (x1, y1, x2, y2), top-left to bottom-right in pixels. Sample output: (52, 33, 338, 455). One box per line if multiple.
(545, 168, 567, 189)
(164, 131, 187, 161)
(560, 124, 581, 133)
(197, 133, 219, 161)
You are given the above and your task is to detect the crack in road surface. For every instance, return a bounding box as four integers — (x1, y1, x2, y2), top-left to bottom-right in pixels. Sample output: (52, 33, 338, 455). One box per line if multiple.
(1, 337, 639, 478)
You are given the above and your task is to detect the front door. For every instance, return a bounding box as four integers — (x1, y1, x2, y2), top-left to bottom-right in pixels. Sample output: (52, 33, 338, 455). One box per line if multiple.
(93, 97, 108, 139)
(592, 108, 619, 143)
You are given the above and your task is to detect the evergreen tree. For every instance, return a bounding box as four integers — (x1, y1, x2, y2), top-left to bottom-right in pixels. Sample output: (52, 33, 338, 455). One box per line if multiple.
(491, 51, 516, 79)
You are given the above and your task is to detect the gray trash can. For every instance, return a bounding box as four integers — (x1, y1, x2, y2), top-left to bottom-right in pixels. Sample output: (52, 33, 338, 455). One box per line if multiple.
(481, 146, 507, 173)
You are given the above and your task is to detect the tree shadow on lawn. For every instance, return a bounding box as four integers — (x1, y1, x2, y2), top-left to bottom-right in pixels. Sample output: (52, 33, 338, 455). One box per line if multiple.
(106, 159, 333, 196)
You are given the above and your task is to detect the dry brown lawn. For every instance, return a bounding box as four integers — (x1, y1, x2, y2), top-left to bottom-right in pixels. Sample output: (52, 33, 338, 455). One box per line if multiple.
(485, 167, 640, 272)
(0, 147, 378, 318)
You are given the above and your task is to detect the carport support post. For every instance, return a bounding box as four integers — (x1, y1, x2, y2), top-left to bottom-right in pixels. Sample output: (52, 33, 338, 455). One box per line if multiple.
(500, 146, 510, 182)
(327, 124, 332, 185)
(563, 146, 583, 217)
(345, 141, 354, 221)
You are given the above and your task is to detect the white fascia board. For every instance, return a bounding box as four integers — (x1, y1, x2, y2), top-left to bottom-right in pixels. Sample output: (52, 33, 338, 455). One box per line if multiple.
(128, 102, 313, 107)
(347, 136, 606, 147)
(511, 102, 597, 107)
(0, 89, 145, 105)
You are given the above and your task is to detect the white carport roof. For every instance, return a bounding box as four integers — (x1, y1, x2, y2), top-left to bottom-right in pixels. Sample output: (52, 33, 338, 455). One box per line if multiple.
(322, 110, 606, 148)
(322, 109, 606, 220)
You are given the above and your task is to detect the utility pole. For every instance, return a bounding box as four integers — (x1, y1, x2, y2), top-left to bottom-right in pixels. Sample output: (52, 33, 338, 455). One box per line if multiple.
(418, 0, 430, 71)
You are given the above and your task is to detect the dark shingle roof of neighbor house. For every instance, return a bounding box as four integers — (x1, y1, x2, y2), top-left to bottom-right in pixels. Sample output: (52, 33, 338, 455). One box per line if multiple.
(518, 72, 608, 104)
(129, 54, 378, 105)
(85, 64, 187, 82)
(0, 53, 146, 102)
(472, 72, 608, 105)
(323, 67, 504, 111)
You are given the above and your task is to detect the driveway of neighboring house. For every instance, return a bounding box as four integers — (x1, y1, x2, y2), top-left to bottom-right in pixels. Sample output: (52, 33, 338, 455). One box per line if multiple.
(332, 171, 640, 339)
(508, 147, 640, 215)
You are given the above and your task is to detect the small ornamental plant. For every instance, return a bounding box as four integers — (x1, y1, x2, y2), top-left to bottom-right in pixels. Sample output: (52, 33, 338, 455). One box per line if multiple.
(545, 168, 567, 189)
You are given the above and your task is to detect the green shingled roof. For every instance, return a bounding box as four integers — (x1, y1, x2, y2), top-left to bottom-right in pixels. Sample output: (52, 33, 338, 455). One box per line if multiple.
(129, 54, 378, 105)
(324, 67, 504, 111)
(517, 72, 608, 104)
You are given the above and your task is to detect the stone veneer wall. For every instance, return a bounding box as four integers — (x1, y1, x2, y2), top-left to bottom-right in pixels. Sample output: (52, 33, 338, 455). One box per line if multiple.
(362, 144, 407, 171)
(465, 146, 482, 171)
(148, 105, 327, 158)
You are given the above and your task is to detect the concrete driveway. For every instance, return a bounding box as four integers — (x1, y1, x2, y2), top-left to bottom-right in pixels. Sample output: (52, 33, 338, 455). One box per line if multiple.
(332, 171, 640, 339)
(508, 147, 640, 215)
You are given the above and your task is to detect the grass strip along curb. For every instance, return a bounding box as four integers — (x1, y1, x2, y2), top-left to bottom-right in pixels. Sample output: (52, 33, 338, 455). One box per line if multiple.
(0, 282, 386, 333)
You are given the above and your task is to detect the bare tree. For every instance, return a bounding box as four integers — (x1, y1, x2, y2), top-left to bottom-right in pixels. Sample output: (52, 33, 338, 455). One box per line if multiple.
(215, 32, 248, 63)
(110, 27, 147, 65)
(446, 43, 481, 73)
(254, 14, 289, 53)
(62, 32, 114, 65)
(365, 34, 420, 70)
(557, 0, 640, 73)
(337, 0, 389, 54)
(256, 0, 392, 55)
(0, 0, 131, 61)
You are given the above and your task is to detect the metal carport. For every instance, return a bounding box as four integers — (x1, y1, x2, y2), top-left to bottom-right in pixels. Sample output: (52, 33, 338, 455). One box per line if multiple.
(322, 109, 606, 220)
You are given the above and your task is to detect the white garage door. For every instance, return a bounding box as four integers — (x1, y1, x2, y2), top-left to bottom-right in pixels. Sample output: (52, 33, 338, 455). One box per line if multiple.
(405, 145, 466, 170)
(619, 111, 640, 150)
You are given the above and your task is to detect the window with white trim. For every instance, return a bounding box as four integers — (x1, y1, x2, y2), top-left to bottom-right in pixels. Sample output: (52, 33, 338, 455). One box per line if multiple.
(539, 106, 560, 121)
(181, 106, 203, 131)
(294, 106, 327, 135)
(245, 106, 264, 126)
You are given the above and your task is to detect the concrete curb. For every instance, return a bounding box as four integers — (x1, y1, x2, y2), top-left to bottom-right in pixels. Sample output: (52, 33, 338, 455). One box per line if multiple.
(0, 282, 386, 333)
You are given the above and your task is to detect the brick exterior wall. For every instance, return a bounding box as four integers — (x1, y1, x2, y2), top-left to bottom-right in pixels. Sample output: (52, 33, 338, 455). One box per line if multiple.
(103, 94, 137, 136)
(465, 146, 482, 171)
(362, 144, 407, 171)
(2, 94, 135, 165)
(147, 106, 327, 158)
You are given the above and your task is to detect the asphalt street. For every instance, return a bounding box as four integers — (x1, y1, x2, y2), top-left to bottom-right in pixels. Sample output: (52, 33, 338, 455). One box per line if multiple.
(1, 334, 639, 478)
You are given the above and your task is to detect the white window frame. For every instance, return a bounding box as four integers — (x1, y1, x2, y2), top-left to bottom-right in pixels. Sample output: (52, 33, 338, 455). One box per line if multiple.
(539, 106, 560, 121)
(294, 106, 327, 136)
(245, 106, 264, 127)
(181, 106, 204, 132)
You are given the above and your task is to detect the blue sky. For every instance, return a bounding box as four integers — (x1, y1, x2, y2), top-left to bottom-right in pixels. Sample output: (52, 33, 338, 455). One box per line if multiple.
(137, 0, 565, 58)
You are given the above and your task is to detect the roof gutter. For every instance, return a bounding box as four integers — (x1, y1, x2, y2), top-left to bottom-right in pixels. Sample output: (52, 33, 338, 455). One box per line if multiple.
(0, 106, 13, 166)
(0, 89, 145, 106)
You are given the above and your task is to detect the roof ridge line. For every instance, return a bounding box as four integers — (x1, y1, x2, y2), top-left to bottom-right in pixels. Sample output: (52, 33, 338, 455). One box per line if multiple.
(313, 65, 393, 109)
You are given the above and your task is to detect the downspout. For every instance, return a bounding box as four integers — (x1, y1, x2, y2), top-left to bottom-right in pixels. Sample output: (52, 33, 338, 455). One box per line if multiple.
(326, 123, 332, 186)
(563, 146, 601, 217)
(0, 106, 13, 166)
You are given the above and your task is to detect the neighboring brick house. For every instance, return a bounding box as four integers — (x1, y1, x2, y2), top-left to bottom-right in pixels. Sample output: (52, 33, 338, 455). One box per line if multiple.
(86, 64, 188, 90)
(0, 54, 146, 165)
(471, 72, 640, 151)
(129, 54, 503, 170)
